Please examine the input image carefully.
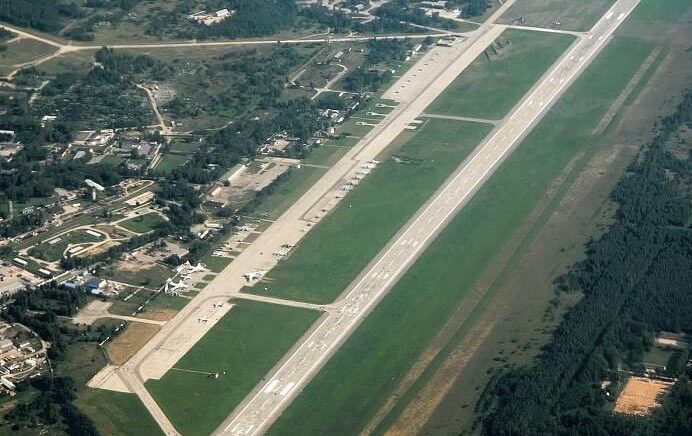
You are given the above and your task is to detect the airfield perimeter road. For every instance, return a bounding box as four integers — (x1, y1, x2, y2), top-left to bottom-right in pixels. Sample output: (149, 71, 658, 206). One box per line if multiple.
(217, 0, 640, 434)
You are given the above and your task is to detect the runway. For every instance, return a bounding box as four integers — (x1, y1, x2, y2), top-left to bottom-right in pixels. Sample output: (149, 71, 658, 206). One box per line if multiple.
(86, 5, 512, 434)
(215, 0, 640, 434)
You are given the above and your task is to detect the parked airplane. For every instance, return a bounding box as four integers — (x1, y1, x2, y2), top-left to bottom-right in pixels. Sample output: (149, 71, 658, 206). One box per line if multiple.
(213, 301, 225, 308)
(198, 316, 209, 323)
(243, 271, 266, 281)
(188, 263, 207, 273)
(164, 278, 188, 295)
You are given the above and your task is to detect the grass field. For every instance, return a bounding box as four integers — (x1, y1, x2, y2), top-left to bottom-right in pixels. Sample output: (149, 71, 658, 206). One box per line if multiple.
(118, 212, 166, 234)
(498, 0, 616, 31)
(146, 300, 321, 436)
(101, 263, 171, 288)
(30, 229, 102, 262)
(426, 29, 574, 120)
(77, 389, 164, 436)
(152, 153, 189, 175)
(200, 255, 232, 273)
(251, 119, 492, 304)
(0, 39, 56, 74)
(147, 293, 190, 312)
(267, 17, 660, 436)
(642, 347, 676, 368)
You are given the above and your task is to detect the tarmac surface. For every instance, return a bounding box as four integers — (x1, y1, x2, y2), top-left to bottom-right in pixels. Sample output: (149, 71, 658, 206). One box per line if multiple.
(216, 0, 640, 434)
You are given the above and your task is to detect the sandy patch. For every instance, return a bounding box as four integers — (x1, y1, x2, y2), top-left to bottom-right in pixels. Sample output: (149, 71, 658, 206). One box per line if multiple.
(614, 377, 673, 416)
(107, 322, 161, 365)
(138, 309, 178, 322)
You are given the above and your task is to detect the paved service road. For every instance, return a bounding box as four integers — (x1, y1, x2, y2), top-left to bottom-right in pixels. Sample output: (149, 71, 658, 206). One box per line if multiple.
(216, 0, 640, 434)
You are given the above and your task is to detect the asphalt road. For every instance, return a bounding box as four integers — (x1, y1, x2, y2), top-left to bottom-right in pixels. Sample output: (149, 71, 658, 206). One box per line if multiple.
(216, 0, 640, 434)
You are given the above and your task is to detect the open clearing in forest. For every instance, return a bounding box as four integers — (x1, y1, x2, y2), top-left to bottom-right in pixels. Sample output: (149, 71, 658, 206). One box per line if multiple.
(614, 377, 673, 416)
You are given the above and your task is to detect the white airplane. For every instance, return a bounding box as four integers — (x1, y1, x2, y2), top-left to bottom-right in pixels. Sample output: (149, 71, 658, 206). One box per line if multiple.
(198, 316, 209, 323)
(164, 279, 188, 295)
(213, 301, 225, 308)
(243, 271, 266, 281)
(175, 261, 192, 274)
(236, 226, 251, 232)
(166, 278, 188, 289)
(188, 263, 207, 273)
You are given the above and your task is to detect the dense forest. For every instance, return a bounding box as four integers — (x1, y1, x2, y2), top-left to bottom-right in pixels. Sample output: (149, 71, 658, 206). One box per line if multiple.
(343, 38, 418, 92)
(478, 91, 692, 435)
(0, 0, 80, 32)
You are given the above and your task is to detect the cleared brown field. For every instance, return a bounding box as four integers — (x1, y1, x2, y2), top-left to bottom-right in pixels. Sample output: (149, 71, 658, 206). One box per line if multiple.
(614, 377, 673, 416)
(107, 322, 160, 365)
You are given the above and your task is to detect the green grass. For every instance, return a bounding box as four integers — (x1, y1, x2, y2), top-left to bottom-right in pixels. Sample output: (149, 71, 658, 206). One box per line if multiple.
(100, 154, 125, 166)
(427, 29, 574, 120)
(153, 153, 189, 175)
(200, 255, 232, 273)
(252, 98, 396, 220)
(102, 264, 171, 288)
(77, 389, 164, 436)
(119, 212, 166, 234)
(252, 165, 325, 220)
(251, 119, 492, 304)
(107, 289, 157, 316)
(0, 39, 57, 73)
(147, 293, 190, 312)
(30, 229, 102, 262)
(302, 143, 349, 167)
(643, 347, 675, 368)
(147, 300, 321, 436)
(267, 25, 657, 436)
(498, 0, 616, 31)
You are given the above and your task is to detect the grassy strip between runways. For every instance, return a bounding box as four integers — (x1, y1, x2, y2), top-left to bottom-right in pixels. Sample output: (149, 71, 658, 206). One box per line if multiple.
(426, 29, 574, 120)
(250, 119, 492, 304)
(267, 26, 656, 436)
(146, 300, 321, 436)
(77, 389, 164, 436)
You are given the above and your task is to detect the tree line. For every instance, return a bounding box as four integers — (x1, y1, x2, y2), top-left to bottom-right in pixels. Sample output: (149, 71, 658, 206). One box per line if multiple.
(478, 91, 692, 436)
